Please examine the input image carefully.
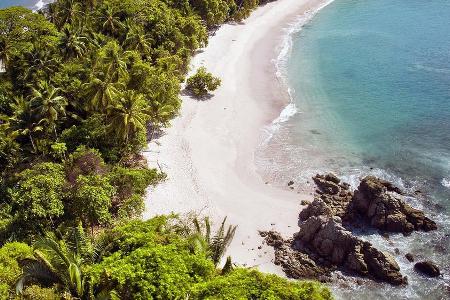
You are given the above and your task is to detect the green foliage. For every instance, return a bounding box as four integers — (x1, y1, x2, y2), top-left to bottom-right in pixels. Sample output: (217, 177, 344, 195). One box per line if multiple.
(89, 243, 215, 299)
(16, 226, 117, 299)
(109, 167, 164, 218)
(190, 268, 333, 300)
(65, 146, 107, 183)
(187, 216, 237, 266)
(73, 175, 115, 229)
(9, 163, 66, 230)
(186, 67, 221, 97)
(87, 218, 332, 300)
(0, 7, 58, 69)
(50, 142, 67, 161)
(0, 242, 33, 299)
(109, 167, 163, 197)
(190, 0, 230, 27)
(21, 285, 59, 300)
(2, 217, 332, 300)
(0, 2, 333, 299)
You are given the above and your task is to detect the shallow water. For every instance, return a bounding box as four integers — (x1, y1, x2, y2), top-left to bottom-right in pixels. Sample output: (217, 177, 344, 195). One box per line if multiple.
(258, 0, 450, 298)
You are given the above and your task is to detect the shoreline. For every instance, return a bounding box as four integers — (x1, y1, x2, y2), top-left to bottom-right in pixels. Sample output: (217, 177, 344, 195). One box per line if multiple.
(144, 0, 331, 273)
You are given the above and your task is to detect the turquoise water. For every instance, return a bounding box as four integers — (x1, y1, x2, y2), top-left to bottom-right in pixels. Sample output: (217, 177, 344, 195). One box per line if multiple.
(259, 0, 450, 299)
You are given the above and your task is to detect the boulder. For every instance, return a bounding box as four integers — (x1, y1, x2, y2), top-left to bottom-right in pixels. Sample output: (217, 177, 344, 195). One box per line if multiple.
(299, 199, 333, 222)
(295, 215, 406, 285)
(308, 174, 354, 219)
(352, 176, 437, 233)
(362, 242, 406, 285)
(260, 231, 330, 280)
(405, 253, 414, 262)
(414, 261, 440, 277)
(313, 173, 342, 195)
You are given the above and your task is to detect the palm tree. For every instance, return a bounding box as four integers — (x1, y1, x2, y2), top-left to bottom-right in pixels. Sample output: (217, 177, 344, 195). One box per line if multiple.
(107, 90, 149, 143)
(59, 24, 89, 59)
(57, 0, 82, 27)
(83, 73, 123, 112)
(188, 217, 237, 267)
(7, 96, 43, 152)
(16, 226, 118, 299)
(123, 22, 153, 58)
(30, 81, 68, 138)
(98, 5, 124, 36)
(85, 0, 97, 11)
(21, 44, 61, 82)
(96, 42, 129, 82)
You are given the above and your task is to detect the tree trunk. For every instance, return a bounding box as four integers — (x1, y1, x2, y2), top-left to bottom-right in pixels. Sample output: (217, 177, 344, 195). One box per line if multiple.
(29, 133, 37, 152)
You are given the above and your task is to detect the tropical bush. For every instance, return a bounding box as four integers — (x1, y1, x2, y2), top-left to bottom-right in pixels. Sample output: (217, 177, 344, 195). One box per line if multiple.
(190, 268, 333, 300)
(0, 242, 33, 299)
(186, 67, 221, 97)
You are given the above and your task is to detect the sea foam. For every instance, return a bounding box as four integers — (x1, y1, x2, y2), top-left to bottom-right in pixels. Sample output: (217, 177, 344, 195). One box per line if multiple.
(262, 0, 335, 144)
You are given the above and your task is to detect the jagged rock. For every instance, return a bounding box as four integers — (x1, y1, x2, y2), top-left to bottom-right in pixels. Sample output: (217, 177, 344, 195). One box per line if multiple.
(405, 253, 414, 262)
(352, 176, 437, 233)
(265, 174, 436, 286)
(295, 215, 406, 285)
(414, 261, 440, 277)
(301, 200, 311, 206)
(313, 174, 341, 195)
(259, 231, 330, 280)
(362, 243, 406, 285)
(299, 199, 333, 222)
(307, 174, 354, 220)
(324, 173, 340, 184)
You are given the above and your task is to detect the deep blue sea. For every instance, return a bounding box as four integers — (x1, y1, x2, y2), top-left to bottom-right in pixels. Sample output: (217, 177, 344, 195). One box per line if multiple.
(258, 0, 450, 298)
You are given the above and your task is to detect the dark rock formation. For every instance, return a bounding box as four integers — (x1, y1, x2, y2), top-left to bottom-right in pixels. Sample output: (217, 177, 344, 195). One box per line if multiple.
(304, 174, 353, 220)
(301, 199, 311, 206)
(259, 231, 330, 281)
(414, 261, 440, 277)
(405, 253, 414, 262)
(295, 215, 406, 285)
(352, 176, 437, 234)
(264, 174, 437, 286)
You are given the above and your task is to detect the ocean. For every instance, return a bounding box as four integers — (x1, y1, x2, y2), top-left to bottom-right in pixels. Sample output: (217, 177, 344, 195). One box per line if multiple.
(257, 0, 450, 298)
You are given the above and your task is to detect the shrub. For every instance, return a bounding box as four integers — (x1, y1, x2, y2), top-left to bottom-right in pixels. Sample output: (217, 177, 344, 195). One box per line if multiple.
(109, 167, 164, 218)
(190, 268, 333, 300)
(9, 163, 66, 230)
(72, 175, 115, 229)
(186, 67, 221, 97)
(21, 285, 59, 300)
(88, 218, 333, 300)
(0, 242, 33, 299)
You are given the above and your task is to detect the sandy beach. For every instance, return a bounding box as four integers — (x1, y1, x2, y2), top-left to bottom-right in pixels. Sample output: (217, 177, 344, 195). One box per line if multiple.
(144, 0, 329, 274)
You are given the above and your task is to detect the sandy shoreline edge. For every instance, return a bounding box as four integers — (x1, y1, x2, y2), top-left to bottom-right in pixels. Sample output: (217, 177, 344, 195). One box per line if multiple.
(144, 0, 331, 273)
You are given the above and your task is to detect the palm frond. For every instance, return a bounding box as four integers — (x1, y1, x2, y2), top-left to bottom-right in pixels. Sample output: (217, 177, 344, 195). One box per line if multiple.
(16, 259, 59, 294)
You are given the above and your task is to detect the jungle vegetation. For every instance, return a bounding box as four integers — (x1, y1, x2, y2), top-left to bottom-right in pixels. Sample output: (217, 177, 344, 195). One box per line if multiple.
(0, 0, 332, 298)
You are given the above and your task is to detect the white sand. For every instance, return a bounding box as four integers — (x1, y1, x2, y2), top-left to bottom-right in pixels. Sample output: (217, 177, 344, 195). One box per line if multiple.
(144, 0, 329, 274)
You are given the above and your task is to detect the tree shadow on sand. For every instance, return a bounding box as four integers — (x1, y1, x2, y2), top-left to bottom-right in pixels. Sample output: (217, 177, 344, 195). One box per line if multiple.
(181, 88, 215, 101)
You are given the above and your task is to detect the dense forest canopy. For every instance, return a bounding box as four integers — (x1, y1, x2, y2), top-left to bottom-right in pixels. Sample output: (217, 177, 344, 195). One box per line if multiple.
(0, 0, 332, 298)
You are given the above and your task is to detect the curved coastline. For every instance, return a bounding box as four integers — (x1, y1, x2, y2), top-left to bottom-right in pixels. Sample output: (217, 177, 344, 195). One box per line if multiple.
(144, 0, 331, 273)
